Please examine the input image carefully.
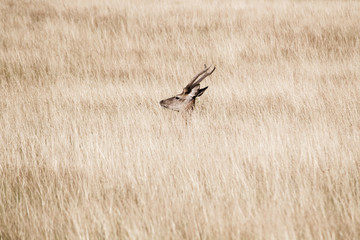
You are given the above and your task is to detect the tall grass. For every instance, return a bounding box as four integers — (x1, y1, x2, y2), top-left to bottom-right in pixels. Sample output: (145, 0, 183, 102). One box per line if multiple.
(1, 0, 360, 239)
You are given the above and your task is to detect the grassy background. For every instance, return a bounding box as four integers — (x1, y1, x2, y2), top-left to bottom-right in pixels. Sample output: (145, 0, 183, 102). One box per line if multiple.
(1, 0, 360, 239)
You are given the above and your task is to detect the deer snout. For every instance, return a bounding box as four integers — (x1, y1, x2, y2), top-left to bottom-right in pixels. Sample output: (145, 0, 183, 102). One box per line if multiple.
(159, 100, 167, 108)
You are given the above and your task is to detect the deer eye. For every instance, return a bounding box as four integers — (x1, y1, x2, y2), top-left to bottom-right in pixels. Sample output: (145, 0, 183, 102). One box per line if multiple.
(175, 97, 180, 99)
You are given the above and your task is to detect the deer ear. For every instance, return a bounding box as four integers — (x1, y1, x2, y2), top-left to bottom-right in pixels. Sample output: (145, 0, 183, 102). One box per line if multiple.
(188, 85, 200, 98)
(196, 86, 208, 97)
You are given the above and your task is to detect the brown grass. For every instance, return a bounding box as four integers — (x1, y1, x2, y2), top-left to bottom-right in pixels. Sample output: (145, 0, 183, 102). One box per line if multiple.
(1, 0, 360, 239)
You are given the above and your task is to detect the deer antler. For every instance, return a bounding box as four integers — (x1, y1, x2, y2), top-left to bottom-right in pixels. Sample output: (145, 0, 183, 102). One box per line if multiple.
(192, 66, 216, 87)
(184, 65, 212, 92)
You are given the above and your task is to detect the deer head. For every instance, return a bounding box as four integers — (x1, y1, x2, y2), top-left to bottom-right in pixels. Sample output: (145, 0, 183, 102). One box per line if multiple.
(159, 65, 216, 113)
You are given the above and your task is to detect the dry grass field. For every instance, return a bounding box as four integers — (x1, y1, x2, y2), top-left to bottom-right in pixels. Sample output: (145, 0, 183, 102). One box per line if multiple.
(1, 0, 360, 239)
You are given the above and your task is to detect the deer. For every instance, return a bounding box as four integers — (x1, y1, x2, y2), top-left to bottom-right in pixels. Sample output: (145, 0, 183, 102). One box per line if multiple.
(159, 65, 216, 117)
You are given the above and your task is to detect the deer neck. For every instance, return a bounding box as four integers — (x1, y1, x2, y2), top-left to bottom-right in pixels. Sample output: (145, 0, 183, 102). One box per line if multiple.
(182, 99, 195, 112)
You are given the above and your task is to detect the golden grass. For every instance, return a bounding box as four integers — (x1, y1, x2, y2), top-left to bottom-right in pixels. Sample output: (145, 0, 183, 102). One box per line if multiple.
(1, 0, 360, 239)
